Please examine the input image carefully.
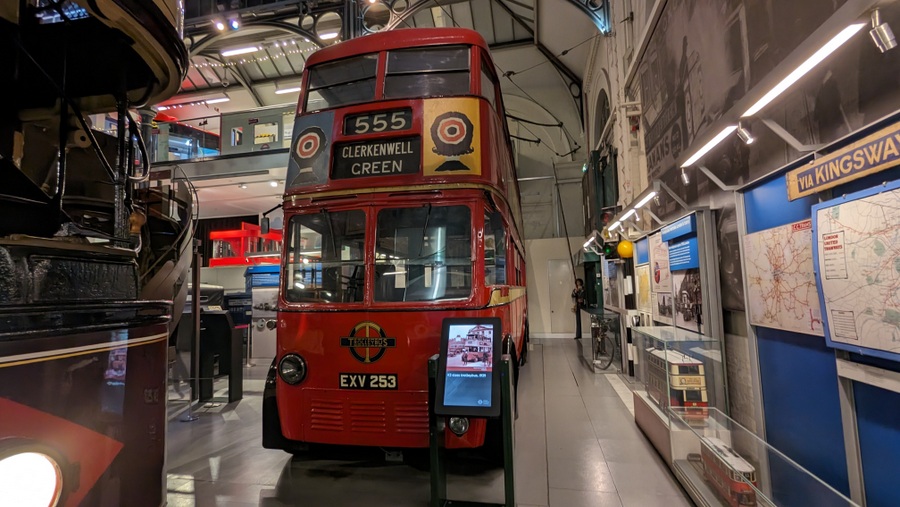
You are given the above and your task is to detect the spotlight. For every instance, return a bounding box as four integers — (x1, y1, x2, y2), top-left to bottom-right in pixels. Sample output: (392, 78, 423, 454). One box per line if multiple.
(735, 121, 755, 145)
(215, 20, 226, 31)
(270, 180, 278, 187)
(681, 168, 690, 186)
(870, 9, 897, 53)
(229, 18, 240, 30)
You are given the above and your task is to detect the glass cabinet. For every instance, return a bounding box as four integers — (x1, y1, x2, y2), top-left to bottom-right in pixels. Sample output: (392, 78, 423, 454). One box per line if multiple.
(580, 312, 622, 373)
(632, 326, 725, 463)
(668, 408, 856, 507)
(632, 326, 858, 506)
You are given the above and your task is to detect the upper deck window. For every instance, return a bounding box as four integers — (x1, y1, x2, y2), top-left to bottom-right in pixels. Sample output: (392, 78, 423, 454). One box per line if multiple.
(305, 54, 378, 112)
(383, 46, 471, 100)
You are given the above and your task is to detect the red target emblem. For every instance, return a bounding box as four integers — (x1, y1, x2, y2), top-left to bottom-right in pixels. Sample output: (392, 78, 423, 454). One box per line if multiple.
(295, 128, 325, 159)
(436, 117, 467, 145)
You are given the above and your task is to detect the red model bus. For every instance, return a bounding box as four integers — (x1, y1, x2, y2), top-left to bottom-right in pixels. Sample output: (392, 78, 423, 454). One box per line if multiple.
(700, 437, 758, 506)
(262, 28, 528, 458)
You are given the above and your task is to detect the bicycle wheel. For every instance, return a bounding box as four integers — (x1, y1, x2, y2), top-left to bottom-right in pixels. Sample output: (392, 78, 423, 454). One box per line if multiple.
(594, 331, 616, 370)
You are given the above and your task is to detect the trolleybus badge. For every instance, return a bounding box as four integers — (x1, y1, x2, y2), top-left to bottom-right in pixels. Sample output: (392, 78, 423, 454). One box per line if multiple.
(340, 321, 396, 363)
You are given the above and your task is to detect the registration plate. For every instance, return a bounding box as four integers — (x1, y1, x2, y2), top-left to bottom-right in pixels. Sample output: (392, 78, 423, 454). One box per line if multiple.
(339, 373, 398, 390)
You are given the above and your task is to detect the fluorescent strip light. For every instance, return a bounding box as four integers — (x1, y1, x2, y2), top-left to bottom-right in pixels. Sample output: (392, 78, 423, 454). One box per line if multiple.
(609, 220, 621, 230)
(622, 209, 637, 220)
(583, 239, 593, 249)
(635, 191, 657, 208)
(204, 97, 230, 104)
(681, 126, 737, 167)
(275, 86, 302, 95)
(221, 46, 260, 57)
(742, 23, 866, 117)
(320, 32, 339, 40)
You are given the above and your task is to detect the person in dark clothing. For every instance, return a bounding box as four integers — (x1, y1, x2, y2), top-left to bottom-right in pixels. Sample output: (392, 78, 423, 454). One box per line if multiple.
(572, 278, 585, 339)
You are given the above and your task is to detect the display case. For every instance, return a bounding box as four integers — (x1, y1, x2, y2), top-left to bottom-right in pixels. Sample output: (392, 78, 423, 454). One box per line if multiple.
(668, 408, 857, 507)
(581, 311, 622, 373)
(632, 326, 725, 463)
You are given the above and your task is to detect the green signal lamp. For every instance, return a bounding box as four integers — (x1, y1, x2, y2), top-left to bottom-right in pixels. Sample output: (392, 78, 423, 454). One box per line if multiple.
(602, 242, 618, 258)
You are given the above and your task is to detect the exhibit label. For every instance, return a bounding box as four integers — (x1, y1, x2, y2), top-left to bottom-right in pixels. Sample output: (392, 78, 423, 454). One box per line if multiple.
(668, 237, 700, 271)
(787, 121, 900, 200)
(661, 214, 697, 242)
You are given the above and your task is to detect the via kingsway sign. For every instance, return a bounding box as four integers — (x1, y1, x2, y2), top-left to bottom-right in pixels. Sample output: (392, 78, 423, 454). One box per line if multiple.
(786, 122, 900, 200)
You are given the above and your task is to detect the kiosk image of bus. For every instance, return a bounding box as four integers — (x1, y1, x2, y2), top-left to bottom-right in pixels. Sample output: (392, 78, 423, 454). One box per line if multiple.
(263, 28, 528, 458)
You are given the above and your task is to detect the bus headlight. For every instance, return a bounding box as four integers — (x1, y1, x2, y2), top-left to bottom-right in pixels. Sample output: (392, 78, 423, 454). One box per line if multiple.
(0, 451, 63, 507)
(278, 354, 307, 385)
(448, 417, 469, 436)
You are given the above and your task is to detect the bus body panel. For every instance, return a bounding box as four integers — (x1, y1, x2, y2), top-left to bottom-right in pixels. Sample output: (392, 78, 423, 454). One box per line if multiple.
(276, 303, 524, 448)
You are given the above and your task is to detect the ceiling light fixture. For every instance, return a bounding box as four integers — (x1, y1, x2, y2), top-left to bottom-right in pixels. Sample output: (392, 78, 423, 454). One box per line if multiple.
(239, 183, 248, 189)
(680, 126, 738, 167)
(319, 32, 340, 40)
(214, 20, 225, 31)
(221, 46, 260, 57)
(204, 97, 230, 105)
(742, 22, 866, 117)
(735, 121, 755, 145)
(270, 180, 279, 187)
(634, 191, 658, 209)
(275, 86, 302, 95)
(870, 9, 897, 52)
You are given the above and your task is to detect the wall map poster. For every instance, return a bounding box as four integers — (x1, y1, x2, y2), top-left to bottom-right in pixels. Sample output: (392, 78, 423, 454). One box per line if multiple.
(743, 219, 823, 336)
(636, 264, 652, 314)
(649, 232, 672, 293)
(812, 181, 900, 359)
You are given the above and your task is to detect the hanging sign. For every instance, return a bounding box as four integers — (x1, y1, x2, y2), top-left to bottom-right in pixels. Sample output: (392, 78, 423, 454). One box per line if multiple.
(786, 121, 900, 200)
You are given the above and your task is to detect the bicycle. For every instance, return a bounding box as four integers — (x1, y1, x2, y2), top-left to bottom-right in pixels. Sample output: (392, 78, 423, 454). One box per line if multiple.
(593, 317, 619, 370)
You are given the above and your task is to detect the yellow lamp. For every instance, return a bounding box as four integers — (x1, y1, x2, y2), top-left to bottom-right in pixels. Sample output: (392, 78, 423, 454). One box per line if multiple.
(616, 239, 634, 258)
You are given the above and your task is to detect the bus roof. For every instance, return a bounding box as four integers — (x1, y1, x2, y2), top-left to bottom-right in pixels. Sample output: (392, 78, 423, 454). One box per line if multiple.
(701, 437, 755, 474)
(305, 27, 491, 68)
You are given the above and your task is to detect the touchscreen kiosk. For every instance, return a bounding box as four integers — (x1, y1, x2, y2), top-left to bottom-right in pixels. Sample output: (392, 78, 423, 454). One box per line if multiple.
(434, 317, 502, 417)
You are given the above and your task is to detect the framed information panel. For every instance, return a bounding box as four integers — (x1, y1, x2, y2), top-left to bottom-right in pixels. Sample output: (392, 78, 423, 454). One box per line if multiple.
(812, 179, 900, 361)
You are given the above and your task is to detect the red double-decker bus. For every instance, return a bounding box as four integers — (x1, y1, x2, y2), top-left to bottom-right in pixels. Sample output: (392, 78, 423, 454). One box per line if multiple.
(262, 28, 528, 457)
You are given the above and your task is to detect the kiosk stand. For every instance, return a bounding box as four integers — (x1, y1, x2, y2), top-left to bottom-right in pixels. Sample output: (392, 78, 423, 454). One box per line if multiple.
(428, 353, 516, 507)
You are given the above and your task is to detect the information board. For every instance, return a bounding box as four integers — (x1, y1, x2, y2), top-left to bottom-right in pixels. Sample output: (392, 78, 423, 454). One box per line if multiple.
(812, 180, 900, 360)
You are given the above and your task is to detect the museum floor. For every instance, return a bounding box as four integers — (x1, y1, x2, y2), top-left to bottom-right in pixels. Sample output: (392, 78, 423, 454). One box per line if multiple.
(165, 340, 693, 507)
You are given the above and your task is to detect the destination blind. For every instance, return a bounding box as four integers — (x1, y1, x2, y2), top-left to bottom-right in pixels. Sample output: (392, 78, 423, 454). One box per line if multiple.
(333, 137, 421, 179)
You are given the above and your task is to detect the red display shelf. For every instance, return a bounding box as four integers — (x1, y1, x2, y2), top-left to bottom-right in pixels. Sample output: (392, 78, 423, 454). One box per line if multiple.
(209, 222, 282, 267)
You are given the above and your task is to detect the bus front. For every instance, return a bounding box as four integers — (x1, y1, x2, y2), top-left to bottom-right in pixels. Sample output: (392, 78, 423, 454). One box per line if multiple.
(263, 28, 526, 456)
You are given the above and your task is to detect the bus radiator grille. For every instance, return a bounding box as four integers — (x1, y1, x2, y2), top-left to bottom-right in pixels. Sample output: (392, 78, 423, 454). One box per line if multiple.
(350, 401, 387, 432)
(395, 402, 429, 434)
(310, 399, 344, 431)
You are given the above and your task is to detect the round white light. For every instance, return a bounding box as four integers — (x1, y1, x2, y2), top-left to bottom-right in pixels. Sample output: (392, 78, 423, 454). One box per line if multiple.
(448, 417, 469, 436)
(0, 452, 63, 507)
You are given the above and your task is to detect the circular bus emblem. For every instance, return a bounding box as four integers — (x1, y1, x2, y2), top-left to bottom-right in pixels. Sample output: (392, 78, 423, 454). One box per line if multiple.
(340, 321, 396, 363)
(430, 111, 474, 157)
(294, 126, 326, 160)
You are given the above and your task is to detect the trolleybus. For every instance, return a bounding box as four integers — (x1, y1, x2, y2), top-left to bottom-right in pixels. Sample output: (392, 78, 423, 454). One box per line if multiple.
(646, 347, 708, 423)
(263, 28, 527, 457)
(699, 436, 758, 506)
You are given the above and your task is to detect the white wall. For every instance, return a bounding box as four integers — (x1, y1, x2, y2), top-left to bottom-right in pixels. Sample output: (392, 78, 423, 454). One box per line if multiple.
(525, 237, 589, 338)
(197, 266, 247, 293)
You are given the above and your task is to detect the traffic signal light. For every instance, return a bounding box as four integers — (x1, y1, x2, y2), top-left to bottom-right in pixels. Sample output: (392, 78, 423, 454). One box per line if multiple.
(602, 241, 618, 258)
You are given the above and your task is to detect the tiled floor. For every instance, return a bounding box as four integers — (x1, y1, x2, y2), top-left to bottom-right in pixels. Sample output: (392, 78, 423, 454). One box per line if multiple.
(165, 339, 693, 506)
